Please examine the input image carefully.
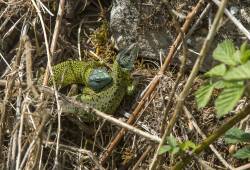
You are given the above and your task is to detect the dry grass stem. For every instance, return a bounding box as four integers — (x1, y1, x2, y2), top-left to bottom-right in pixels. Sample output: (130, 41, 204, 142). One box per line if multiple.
(99, 0, 206, 164)
(149, 0, 229, 169)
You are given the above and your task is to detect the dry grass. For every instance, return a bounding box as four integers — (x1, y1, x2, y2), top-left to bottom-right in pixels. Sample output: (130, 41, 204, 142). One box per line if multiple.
(0, 0, 250, 169)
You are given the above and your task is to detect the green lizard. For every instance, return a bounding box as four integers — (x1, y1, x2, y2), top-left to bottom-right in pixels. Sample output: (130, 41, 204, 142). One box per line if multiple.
(50, 43, 139, 121)
(49, 60, 112, 91)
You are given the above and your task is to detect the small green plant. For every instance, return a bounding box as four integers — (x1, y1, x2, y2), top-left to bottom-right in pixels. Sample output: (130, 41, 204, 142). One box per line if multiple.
(224, 128, 250, 159)
(159, 135, 196, 155)
(195, 39, 250, 117)
(195, 39, 250, 160)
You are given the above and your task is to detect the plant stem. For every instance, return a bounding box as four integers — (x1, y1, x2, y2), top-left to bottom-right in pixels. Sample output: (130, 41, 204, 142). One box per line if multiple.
(172, 102, 250, 170)
(149, 0, 228, 169)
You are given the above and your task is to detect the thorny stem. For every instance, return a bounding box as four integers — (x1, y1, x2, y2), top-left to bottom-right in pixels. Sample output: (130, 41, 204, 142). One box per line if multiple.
(149, 0, 228, 169)
(172, 102, 250, 169)
(160, 4, 188, 136)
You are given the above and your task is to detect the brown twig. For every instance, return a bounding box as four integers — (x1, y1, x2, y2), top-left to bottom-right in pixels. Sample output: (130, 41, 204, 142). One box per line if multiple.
(0, 30, 26, 160)
(149, 0, 228, 168)
(19, 111, 50, 169)
(23, 34, 39, 97)
(183, 106, 234, 169)
(45, 141, 105, 170)
(160, 2, 188, 136)
(99, 0, 206, 165)
(132, 145, 153, 170)
(40, 86, 161, 143)
(40, 0, 65, 92)
(172, 101, 250, 169)
(0, 79, 26, 87)
(211, 0, 250, 40)
(235, 163, 250, 170)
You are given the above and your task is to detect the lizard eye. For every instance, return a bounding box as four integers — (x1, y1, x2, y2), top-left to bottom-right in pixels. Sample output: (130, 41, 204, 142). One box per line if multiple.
(87, 68, 113, 91)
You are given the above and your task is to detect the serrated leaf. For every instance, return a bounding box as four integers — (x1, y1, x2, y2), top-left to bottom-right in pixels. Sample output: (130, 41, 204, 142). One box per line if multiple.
(171, 147, 180, 155)
(233, 50, 242, 64)
(241, 50, 250, 63)
(240, 41, 250, 63)
(240, 41, 248, 53)
(224, 128, 250, 144)
(233, 146, 250, 159)
(167, 135, 178, 147)
(158, 145, 172, 155)
(205, 64, 227, 77)
(214, 80, 225, 89)
(180, 141, 196, 151)
(195, 84, 214, 109)
(223, 81, 244, 88)
(213, 40, 237, 66)
(223, 61, 250, 80)
(215, 85, 245, 117)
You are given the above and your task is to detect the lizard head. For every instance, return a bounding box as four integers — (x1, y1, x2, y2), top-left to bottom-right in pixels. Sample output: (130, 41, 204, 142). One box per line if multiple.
(87, 68, 113, 91)
(116, 43, 139, 71)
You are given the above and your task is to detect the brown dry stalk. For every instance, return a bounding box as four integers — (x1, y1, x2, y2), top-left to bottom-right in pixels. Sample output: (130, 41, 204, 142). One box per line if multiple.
(183, 106, 234, 169)
(18, 111, 50, 169)
(160, 6, 188, 135)
(45, 141, 105, 170)
(150, 0, 229, 169)
(40, 86, 161, 143)
(173, 101, 250, 169)
(23, 34, 39, 97)
(0, 35, 25, 160)
(99, 0, 206, 165)
(39, 0, 65, 100)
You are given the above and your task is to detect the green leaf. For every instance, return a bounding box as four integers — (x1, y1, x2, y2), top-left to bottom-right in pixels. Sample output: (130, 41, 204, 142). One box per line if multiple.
(159, 135, 181, 155)
(240, 41, 248, 53)
(240, 41, 250, 63)
(224, 128, 250, 144)
(223, 81, 244, 88)
(233, 146, 250, 159)
(205, 64, 227, 77)
(167, 135, 178, 147)
(241, 50, 250, 63)
(158, 145, 172, 155)
(233, 50, 242, 64)
(180, 141, 196, 151)
(223, 61, 250, 80)
(213, 40, 237, 66)
(195, 84, 214, 109)
(214, 80, 225, 89)
(171, 147, 180, 155)
(215, 84, 245, 117)
(213, 79, 241, 90)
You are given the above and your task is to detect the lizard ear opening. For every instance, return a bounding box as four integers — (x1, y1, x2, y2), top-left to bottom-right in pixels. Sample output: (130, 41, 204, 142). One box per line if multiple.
(116, 43, 139, 70)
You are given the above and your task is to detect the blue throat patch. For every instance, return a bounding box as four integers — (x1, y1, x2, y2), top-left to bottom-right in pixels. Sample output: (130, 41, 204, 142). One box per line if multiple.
(88, 68, 113, 91)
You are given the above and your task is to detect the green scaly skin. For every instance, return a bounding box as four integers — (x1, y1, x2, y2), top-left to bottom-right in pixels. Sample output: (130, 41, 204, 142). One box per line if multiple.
(79, 60, 133, 120)
(50, 44, 138, 122)
(60, 60, 134, 121)
(49, 60, 103, 88)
